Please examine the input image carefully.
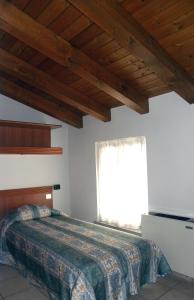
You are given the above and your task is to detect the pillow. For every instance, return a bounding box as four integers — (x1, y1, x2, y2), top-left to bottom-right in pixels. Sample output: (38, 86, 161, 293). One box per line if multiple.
(17, 205, 34, 221)
(17, 205, 51, 221)
(36, 205, 51, 218)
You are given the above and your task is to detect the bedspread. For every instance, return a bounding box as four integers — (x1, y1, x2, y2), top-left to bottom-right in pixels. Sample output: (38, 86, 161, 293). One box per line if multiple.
(0, 205, 171, 300)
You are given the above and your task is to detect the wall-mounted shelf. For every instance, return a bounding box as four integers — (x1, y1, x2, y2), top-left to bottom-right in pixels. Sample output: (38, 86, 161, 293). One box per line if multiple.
(0, 147, 62, 155)
(0, 120, 63, 155)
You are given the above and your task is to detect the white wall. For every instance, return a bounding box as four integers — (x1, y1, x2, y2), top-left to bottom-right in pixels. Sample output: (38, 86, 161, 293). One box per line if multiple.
(3, 92, 194, 220)
(0, 95, 71, 213)
(69, 92, 194, 222)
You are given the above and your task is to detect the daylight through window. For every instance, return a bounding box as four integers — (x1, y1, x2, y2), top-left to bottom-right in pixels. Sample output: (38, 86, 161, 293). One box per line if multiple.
(95, 136, 148, 229)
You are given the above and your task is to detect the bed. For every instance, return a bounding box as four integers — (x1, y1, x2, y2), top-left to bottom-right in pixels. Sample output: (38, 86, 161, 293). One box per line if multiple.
(0, 186, 171, 300)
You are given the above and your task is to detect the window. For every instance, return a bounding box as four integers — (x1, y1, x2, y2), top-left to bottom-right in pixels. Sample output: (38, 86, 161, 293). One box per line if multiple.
(95, 136, 148, 230)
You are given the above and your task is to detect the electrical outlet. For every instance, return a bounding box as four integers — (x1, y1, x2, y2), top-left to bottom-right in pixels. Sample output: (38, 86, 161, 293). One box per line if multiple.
(53, 184, 60, 190)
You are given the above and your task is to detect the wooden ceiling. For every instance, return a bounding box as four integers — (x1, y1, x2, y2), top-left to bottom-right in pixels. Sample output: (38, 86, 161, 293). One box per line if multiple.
(0, 0, 194, 128)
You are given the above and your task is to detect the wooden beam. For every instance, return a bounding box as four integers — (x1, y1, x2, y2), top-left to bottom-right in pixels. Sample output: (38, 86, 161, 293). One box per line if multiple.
(69, 0, 194, 103)
(0, 0, 148, 113)
(0, 48, 110, 122)
(0, 76, 83, 128)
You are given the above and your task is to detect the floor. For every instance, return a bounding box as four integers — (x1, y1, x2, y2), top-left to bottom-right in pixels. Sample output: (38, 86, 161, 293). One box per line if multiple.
(0, 264, 194, 299)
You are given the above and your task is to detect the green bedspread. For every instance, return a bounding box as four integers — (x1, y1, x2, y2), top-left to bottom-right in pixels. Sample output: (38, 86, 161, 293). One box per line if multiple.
(0, 205, 171, 299)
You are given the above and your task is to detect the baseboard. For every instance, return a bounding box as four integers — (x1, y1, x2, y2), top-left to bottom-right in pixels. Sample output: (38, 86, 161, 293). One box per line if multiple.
(172, 271, 194, 282)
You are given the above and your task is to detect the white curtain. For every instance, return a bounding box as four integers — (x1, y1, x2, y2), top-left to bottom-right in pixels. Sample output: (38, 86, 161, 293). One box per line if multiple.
(95, 137, 148, 230)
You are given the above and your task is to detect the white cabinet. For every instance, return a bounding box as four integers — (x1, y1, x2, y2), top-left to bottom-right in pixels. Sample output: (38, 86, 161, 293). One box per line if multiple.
(141, 214, 194, 278)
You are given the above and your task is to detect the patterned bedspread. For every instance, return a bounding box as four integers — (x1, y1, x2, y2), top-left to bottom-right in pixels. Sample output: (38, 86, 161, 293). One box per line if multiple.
(0, 205, 171, 300)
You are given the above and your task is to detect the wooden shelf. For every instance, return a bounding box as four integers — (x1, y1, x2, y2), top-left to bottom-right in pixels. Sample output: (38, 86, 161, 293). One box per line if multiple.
(0, 120, 63, 155)
(0, 120, 61, 129)
(0, 147, 63, 155)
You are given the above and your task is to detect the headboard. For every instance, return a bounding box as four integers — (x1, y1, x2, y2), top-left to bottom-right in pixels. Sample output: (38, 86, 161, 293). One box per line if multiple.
(0, 186, 53, 218)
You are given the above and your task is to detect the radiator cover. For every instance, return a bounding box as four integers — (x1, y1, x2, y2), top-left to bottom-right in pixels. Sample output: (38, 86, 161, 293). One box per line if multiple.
(142, 214, 194, 278)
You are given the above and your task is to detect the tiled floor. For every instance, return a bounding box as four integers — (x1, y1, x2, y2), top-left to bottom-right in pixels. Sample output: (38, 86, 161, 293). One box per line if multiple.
(0, 264, 194, 299)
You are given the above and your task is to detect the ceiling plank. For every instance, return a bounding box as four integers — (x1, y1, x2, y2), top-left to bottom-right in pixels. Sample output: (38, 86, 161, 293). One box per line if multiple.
(0, 0, 148, 114)
(0, 76, 83, 128)
(0, 48, 110, 122)
(69, 0, 194, 103)
(37, 0, 69, 26)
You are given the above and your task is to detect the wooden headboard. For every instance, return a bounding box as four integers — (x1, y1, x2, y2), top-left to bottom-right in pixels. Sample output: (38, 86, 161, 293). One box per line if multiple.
(0, 186, 53, 218)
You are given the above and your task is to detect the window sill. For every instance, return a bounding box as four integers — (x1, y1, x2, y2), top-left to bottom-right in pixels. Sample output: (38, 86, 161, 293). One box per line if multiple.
(94, 221, 142, 237)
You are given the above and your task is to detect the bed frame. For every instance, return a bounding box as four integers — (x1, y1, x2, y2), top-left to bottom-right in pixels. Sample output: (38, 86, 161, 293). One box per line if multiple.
(0, 186, 53, 218)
